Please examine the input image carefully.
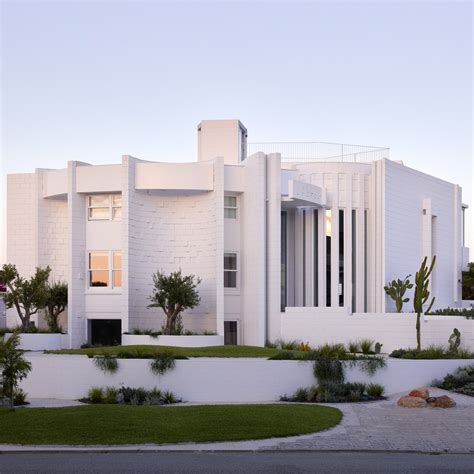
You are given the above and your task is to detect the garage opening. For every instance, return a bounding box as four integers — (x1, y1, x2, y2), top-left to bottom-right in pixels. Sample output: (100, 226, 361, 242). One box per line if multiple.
(89, 319, 122, 346)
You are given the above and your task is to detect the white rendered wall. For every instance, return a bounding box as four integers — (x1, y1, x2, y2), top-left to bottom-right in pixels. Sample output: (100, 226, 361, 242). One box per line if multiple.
(125, 158, 224, 335)
(384, 159, 461, 310)
(281, 308, 474, 353)
(21, 354, 474, 400)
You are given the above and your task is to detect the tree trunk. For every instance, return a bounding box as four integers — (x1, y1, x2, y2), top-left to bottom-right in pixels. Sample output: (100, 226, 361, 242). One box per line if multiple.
(416, 313, 421, 351)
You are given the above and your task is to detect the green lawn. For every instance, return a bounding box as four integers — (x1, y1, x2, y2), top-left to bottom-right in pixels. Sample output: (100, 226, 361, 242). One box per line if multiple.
(46, 345, 296, 358)
(0, 404, 342, 445)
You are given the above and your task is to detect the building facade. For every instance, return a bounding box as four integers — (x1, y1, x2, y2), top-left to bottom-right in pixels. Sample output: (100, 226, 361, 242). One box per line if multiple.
(6, 120, 470, 347)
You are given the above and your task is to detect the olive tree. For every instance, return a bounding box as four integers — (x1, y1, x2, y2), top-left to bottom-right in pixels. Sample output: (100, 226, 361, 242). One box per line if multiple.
(0, 264, 51, 332)
(148, 270, 201, 335)
(45, 281, 68, 333)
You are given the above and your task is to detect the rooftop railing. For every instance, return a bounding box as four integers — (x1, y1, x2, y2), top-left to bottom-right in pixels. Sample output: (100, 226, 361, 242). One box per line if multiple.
(247, 141, 390, 163)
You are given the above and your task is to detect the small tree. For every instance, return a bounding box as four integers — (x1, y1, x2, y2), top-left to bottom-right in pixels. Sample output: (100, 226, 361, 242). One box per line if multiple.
(0, 332, 32, 409)
(148, 270, 201, 335)
(45, 281, 68, 333)
(413, 256, 436, 351)
(384, 275, 413, 312)
(0, 264, 51, 332)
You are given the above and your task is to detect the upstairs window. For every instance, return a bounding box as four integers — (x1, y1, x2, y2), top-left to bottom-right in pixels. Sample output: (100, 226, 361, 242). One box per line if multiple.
(88, 251, 122, 289)
(88, 194, 122, 221)
(224, 253, 238, 288)
(224, 196, 237, 219)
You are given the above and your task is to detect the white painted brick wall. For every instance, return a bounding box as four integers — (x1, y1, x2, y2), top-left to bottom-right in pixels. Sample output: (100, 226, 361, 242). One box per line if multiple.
(126, 159, 223, 334)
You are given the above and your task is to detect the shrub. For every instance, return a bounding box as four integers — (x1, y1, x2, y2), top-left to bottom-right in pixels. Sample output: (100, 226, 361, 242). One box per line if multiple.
(348, 341, 360, 354)
(298, 342, 311, 352)
(104, 387, 118, 404)
(433, 365, 474, 395)
(390, 346, 474, 360)
(88, 387, 104, 403)
(131, 328, 161, 338)
(93, 355, 119, 374)
(273, 339, 299, 350)
(374, 342, 383, 354)
(13, 388, 28, 405)
(293, 387, 309, 402)
(359, 339, 375, 355)
(150, 352, 176, 375)
(161, 390, 177, 404)
(366, 383, 385, 398)
(144, 388, 163, 405)
(428, 307, 474, 319)
(316, 343, 346, 359)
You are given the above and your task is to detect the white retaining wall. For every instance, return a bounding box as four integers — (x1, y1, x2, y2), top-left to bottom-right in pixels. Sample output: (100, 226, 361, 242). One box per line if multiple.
(21, 354, 474, 401)
(122, 334, 224, 347)
(281, 309, 474, 353)
(4, 333, 68, 351)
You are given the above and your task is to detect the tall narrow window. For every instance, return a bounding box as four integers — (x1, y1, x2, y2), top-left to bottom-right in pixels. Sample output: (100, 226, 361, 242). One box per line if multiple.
(302, 210, 306, 306)
(326, 210, 332, 306)
(112, 195, 122, 221)
(364, 210, 368, 312)
(89, 252, 109, 287)
(224, 253, 238, 288)
(339, 210, 344, 307)
(113, 252, 122, 288)
(313, 209, 319, 306)
(351, 210, 356, 313)
(224, 196, 237, 219)
(281, 211, 287, 312)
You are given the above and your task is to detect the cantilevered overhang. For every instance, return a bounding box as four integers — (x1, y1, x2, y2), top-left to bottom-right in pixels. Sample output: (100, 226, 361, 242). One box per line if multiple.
(281, 179, 327, 209)
(135, 162, 214, 191)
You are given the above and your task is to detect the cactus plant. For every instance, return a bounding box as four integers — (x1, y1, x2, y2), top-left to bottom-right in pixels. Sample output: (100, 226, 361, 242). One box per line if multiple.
(413, 256, 436, 350)
(384, 275, 413, 312)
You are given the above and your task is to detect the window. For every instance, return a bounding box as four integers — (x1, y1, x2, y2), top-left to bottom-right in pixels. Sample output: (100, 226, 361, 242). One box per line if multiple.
(88, 194, 122, 221)
(88, 251, 122, 289)
(224, 196, 237, 219)
(224, 253, 238, 288)
(89, 252, 109, 287)
(113, 252, 122, 288)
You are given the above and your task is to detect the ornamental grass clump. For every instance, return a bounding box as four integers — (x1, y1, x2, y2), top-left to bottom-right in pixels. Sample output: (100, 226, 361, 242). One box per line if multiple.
(150, 352, 176, 375)
(93, 355, 119, 374)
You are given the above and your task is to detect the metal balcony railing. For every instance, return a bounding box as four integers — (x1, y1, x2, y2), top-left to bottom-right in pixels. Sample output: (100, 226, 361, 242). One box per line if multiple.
(247, 142, 390, 163)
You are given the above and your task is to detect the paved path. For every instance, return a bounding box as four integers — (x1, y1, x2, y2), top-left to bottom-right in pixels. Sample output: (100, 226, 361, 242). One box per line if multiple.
(3, 389, 473, 454)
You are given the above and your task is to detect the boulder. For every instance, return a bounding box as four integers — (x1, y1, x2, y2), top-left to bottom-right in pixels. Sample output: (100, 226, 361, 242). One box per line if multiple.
(408, 388, 429, 399)
(397, 396, 427, 408)
(427, 395, 456, 408)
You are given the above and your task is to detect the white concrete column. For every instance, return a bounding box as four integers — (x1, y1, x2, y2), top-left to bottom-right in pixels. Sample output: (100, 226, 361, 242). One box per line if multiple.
(67, 161, 89, 348)
(344, 174, 353, 311)
(265, 153, 282, 343)
(331, 175, 340, 307)
(356, 174, 366, 312)
(318, 207, 326, 307)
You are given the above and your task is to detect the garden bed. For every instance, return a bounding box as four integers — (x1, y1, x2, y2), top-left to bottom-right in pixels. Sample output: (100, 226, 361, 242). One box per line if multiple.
(121, 334, 224, 347)
(0, 404, 342, 445)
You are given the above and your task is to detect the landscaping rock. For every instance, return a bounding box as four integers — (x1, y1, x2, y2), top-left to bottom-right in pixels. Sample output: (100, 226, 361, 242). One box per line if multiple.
(427, 395, 456, 409)
(397, 396, 427, 408)
(408, 388, 429, 399)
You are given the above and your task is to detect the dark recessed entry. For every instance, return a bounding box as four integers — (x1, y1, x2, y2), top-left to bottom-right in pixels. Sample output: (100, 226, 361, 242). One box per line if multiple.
(89, 319, 122, 346)
(224, 321, 238, 345)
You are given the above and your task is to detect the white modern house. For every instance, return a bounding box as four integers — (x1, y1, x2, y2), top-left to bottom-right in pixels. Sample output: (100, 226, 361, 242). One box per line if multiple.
(5, 120, 471, 348)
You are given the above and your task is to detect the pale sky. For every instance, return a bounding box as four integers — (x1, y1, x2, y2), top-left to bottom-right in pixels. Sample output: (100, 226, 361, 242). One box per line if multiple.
(1, 1, 473, 261)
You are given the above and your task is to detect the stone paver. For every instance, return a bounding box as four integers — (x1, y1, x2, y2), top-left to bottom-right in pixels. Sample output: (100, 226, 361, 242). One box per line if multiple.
(271, 389, 474, 453)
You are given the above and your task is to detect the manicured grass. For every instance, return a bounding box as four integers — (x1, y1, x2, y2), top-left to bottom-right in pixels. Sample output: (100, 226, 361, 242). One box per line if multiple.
(46, 345, 297, 359)
(0, 404, 342, 445)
